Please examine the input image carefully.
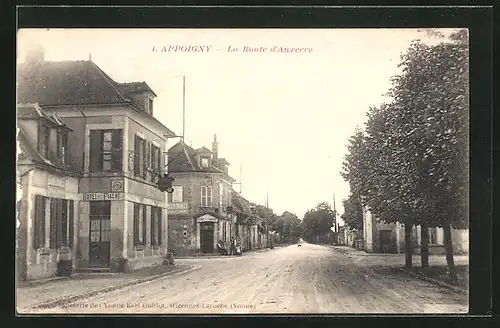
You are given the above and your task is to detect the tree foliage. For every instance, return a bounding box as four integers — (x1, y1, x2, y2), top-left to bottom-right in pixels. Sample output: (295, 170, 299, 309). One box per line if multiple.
(301, 202, 335, 242)
(341, 193, 363, 231)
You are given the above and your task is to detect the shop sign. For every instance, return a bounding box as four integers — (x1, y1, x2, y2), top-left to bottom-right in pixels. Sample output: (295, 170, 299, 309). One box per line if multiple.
(83, 192, 122, 201)
(47, 176, 65, 189)
(167, 202, 189, 213)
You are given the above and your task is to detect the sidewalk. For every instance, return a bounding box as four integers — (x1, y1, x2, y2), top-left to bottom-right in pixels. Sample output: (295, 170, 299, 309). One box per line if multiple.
(16, 264, 200, 312)
(331, 245, 469, 292)
(175, 247, 273, 259)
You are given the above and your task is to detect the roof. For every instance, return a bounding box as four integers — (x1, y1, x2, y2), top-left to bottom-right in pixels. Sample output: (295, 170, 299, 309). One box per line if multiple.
(17, 103, 72, 131)
(217, 158, 230, 165)
(231, 190, 252, 215)
(17, 59, 174, 135)
(167, 142, 234, 180)
(116, 82, 157, 97)
(195, 146, 212, 154)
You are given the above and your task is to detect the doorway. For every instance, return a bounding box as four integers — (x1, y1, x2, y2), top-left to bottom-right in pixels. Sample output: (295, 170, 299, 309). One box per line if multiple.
(89, 201, 111, 267)
(200, 222, 214, 253)
(379, 230, 392, 253)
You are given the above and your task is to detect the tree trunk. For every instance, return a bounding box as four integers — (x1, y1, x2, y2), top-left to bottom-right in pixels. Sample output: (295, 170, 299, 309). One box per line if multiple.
(404, 223, 413, 269)
(420, 220, 430, 268)
(443, 222, 457, 283)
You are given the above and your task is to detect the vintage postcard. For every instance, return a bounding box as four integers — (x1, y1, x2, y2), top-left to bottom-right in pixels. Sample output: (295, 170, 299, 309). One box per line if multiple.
(16, 28, 469, 314)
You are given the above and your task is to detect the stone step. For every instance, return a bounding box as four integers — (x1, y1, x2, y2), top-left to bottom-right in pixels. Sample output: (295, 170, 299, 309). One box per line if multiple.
(76, 267, 112, 273)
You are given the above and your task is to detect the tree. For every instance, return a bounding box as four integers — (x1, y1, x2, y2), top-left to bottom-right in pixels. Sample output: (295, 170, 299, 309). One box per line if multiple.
(341, 193, 363, 231)
(386, 30, 469, 279)
(301, 202, 335, 243)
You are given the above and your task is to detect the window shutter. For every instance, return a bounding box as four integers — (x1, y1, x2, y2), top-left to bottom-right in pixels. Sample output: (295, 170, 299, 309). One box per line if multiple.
(150, 208, 156, 246)
(68, 200, 74, 248)
(111, 129, 123, 171)
(157, 147, 162, 175)
(133, 203, 139, 245)
(49, 199, 57, 249)
(143, 140, 149, 179)
(61, 199, 68, 247)
(34, 195, 46, 249)
(89, 130, 103, 172)
(158, 207, 162, 246)
(143, 205, 148, 245)
(134, 136, 141, 176)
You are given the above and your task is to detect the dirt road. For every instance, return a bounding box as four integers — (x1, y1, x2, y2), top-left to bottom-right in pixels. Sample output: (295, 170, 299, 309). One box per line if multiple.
(29, 243, 468, 314)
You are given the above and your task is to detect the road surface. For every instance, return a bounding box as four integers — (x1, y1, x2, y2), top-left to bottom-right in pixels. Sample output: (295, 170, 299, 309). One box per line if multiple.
(27, 243, 468, 314)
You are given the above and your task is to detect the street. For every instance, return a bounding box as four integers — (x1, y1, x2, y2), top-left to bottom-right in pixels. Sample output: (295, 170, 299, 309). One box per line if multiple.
(29, 243, 468, 314)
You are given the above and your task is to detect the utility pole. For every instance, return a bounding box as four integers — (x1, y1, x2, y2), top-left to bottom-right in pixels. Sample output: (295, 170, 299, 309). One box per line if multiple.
(182, 75, 186, 143)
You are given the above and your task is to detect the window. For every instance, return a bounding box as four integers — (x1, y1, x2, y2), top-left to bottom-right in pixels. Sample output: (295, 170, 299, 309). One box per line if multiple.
(89, 129, 123, 172)
(149, 98, 154, 116)
(172, 186, 183, 203)
(33, 195, 46, 249)
(134, 203, 147, 246)
(201, 186, 212, 207)
(201, 157, 209, 168)
(56, 131, 68, 165)
(150, 144, 161, 182)
(151, 206, 162, 246)
(219, 183, 223, 208)
(89, 201, 111, 243)
(37, 124, 50, 158)
(429, 228, 437, 245)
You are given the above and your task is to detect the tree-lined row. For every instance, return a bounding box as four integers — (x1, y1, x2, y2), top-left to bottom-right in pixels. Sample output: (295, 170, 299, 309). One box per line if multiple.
(340, 29, 468, 281)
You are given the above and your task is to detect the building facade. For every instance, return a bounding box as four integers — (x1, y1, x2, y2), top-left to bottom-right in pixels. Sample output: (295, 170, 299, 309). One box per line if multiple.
(16, 48, 175, 280)
(362, 207, 469, 255)
(166, 135, 236, 256)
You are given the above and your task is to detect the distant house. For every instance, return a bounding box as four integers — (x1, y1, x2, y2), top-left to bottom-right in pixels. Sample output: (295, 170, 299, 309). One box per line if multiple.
(16, 47, 176, 280)
(362, 207, 469, 255)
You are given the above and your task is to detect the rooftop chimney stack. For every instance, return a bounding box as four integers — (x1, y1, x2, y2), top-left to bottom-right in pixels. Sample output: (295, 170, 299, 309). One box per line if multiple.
(212, 133, 219, 165)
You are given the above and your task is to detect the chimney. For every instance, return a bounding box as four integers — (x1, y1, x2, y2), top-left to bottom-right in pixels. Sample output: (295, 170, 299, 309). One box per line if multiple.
(25, 43, 45, 65)
(212, 133, 219, 164)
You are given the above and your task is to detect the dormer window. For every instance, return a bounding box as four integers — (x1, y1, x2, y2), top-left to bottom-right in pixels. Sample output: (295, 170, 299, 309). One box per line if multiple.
(201, 157, 209, 168)
(148, 98, 154, 116)
(37, 124, 50, 158)
(56, 130, 68, 165)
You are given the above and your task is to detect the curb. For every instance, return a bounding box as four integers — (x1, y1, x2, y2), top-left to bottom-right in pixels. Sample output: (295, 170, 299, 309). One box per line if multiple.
(22, 265, 202, 312)
(396, 267, 467, 294)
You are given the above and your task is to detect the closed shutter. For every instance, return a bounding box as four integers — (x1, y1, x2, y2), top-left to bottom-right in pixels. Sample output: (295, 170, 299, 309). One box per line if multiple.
(111, 129, 123, 171)
(134, 136, 141, 176)
(89, 130, 103, 172)
(143, 205, 148, 245)
(34, 195, 46, 249)
(157, 147, 162, 176)
(49, 199, 57, 248)
(143, 140, 149, 179)
(157, 207, 162, 246)
(68, 200, 74, 248)
(150, 207, 156, 246)
(61, 199, 68, 246)
(133, 203, 139, 245)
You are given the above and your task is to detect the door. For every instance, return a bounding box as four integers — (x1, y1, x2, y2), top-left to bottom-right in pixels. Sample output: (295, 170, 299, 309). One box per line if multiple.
(89, 201, 111, 267)
(379, 230, 392, 253)
(200, 222, 214, 253)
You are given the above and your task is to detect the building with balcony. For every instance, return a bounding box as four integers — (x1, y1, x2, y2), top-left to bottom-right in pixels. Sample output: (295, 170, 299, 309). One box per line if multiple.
(166, 135, 237, 256)
(16, 47, 175, 280)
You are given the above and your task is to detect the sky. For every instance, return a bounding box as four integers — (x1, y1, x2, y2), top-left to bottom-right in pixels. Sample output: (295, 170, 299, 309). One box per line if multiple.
(17, 28, 458, 222)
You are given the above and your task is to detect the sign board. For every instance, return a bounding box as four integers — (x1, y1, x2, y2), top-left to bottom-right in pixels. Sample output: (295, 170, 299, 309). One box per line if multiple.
(167, 203, 188, 210)
(47, 176, 65, 189)
(83, 192, 122, 201)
